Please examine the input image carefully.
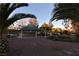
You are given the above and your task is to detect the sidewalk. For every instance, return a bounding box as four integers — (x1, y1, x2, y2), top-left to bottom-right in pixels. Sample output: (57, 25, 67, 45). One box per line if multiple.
(8, 37, 79, 56)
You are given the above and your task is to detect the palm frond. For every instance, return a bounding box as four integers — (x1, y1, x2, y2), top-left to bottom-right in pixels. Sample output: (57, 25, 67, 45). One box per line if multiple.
(7, 3, 28, 18)
(3, 13, 37, 29)
(51, 3, 79, 21)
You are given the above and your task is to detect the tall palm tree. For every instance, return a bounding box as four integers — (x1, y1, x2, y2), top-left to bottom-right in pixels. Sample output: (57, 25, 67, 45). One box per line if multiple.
(0, 3, 29, 56)
(51, 3, 79, 30)
(0, 3, 37, 55)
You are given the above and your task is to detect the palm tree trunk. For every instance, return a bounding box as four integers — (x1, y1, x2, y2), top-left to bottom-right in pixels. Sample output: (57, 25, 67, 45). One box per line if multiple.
(0, 29, 8, 56)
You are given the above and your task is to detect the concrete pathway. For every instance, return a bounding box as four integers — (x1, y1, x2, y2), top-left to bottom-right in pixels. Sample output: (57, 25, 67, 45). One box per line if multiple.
(8, 37, 79, 56)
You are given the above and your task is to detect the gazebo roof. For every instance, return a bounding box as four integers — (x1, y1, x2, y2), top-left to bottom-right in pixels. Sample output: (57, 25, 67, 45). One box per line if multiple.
(21, 24, 38, 31)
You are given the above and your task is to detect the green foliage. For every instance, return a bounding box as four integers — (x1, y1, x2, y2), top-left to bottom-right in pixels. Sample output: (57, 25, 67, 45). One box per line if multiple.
(0, 3, 38, 33)
(51, 3, 79, 30)
(48, 33, 79, 42)
(39, 23, 52, 32)
(51, 3, 79, 21)
(0, 3, 29, 33)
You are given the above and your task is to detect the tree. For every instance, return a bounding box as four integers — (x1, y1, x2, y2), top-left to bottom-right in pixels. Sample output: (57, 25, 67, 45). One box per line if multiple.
(51, 3, 79, 31)
(70, 20, 79, 32)
(21, 17, 38, 31)
(39, 23, 53, 34)
(8, 15, 37, 30)
(0, 3, 31, 55)
(29, 18, 38, 26)
(52, 28, 63, 33)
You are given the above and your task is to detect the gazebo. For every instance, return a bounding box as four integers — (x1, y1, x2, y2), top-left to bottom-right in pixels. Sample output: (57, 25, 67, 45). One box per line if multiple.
(19, 24, 38, 38)
(22, 24, 38, 32)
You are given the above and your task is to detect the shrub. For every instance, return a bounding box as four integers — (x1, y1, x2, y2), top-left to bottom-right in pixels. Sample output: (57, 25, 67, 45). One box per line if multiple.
(47, 33, 79, 42)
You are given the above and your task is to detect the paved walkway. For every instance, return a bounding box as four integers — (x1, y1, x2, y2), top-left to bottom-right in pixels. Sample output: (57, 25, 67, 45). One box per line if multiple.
(8, 37, 79, 56)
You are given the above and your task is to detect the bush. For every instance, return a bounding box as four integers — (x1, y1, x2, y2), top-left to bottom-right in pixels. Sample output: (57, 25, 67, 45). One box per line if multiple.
(47, 33, 79, 42)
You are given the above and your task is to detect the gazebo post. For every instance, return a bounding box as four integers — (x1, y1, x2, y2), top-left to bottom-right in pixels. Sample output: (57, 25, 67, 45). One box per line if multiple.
(35, 31, 37, 38)
(19, 29, 23, 39)
(44, 30, 46, 38)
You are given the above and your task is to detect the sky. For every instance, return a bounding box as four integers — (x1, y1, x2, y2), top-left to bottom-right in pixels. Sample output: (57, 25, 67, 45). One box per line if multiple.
(9, 3, 65, 29)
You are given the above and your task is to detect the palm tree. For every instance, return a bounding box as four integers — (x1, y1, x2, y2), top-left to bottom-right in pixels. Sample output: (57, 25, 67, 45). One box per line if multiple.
(51, 3, 79, 31)
(0, 3, 30, 55)
(0, 3, 38, 55)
